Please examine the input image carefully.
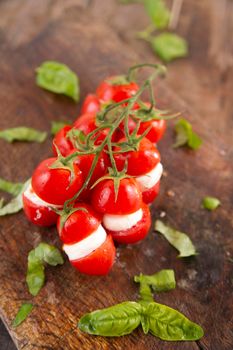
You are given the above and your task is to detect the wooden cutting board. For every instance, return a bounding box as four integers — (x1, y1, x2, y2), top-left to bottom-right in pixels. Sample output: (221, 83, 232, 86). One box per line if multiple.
(0, 10, 233, 350)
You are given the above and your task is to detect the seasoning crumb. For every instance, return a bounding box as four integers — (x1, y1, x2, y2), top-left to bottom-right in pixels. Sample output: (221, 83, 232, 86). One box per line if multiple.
(167, 190, 175, 197)
(163, 170, 168, 177)
(160, 211, 166, 218)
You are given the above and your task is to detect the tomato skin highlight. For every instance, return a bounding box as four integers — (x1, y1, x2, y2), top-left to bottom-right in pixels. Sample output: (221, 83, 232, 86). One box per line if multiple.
(114, 137, 161, 176)
(57, 203, 102, 244)
(138, 119, 166, 143)
(31, 157, 83, 205)
(107, 203, 151, 244)
(81, 94, 101, 114)
(53, 125, 74, 157)
(70, 234, 116, 275)
(91, 178, 142, 215)
(142, 181, 160, 204)
(23, 192, 58, 227)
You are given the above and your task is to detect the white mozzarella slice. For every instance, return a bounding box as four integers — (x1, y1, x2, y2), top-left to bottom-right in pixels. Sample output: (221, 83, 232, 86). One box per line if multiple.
(24, 183, 61, 208)
(63, 224, 107, 261)
(103, 208, 143, 232)
(136, 162, 163, 191)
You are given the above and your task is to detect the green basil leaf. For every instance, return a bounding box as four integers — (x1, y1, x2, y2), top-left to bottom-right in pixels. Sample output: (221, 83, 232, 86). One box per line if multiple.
(137, 282, 154, 302)
(36, 61, 80, 101)
(51, 120, 72, 136)
(78, 302, 142, 337)
(155, 220, 197, 257)
(202, 196, 221, 211)
(144, 0, 170, 29)
(135, 269, 176, 294)
(0, 178, 23, 196)
(143, 302, 204, 340)
(0, 127, 47, 143)
(151, 33, 188, 62)
(0, 179, 30, 216)
(26, 242, 64, 296)
(173, 118, 202, 150)
(12, 303, 33, 328)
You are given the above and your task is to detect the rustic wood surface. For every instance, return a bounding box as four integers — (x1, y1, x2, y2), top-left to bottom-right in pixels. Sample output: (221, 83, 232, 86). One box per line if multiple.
(0, 1, 233, 349)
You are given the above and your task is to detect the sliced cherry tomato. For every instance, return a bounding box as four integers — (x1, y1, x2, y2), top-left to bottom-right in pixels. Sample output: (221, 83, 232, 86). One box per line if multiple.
(23, 184, 59, 227)
(52, 125, 74, 157)
(57, 203, 102, 244)
(74, 113, 108, 145)
(91, 178, 142, 215)
(142, 181, 160, 204)
(114, 137, 160, 176)
(71, 234, 115, 275)
(31, 157, 83, 205)
(107, 203, 151, 244)
(81, 94, 101, 114)
(138, 119, 166, 143)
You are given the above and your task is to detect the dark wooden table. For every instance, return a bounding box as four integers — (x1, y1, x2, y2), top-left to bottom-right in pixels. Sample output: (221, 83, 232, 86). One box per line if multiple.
(0, 1, 233, 349)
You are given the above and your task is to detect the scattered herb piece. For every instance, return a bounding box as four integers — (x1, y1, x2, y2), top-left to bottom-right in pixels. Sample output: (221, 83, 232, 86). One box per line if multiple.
(0, 178, 23, 196)
(151, 32, 188, 62)
(0, 179, 30, 216)
(12, 303, 33, 328)
(155, 220, 197, 257)
(144, 0, 170, 29)
(202, 197, 221, 211)
(26, 242, 64, 296)
(137, 281, 154, 302)
(51, 120, 72, 136)
(0, 127, 47, 143)
(173, 118, 202, 150)
(36, 61, 80, 102)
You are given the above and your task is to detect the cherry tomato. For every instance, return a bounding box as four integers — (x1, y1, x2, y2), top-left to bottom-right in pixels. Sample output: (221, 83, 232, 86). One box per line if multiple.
(96, 77, 139, 103)
(53, 125, 74, 157)
(91, 178, 142, 215)
(57, 203, 102, 244)
(114, 137, 160, 176)
(138, 119, 166, 143)
(81, 94, 101, 114)
(23, 184, 59, 227)
(71, 234, 115, 275)
(107, 203, 151, 244)
(32, 157, 83, 205)
(113, 117, 136, 142)
(74, 113, 108, 145)
(142, 181, 160, 204)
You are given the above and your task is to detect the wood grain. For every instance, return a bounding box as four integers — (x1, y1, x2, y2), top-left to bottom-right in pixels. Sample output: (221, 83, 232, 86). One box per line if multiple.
(0, 1, 233, 350)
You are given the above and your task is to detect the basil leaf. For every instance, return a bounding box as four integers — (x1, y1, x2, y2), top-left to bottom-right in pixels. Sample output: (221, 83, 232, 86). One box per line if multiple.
(0, 178, 23, 196)
(0, 127, 47, 143)
(151, 33, 188, 62)
(0, 179, 30, 216)
(78, 302, 142, 337)
(155, 220, 197, 257)
(202, 196, 221, 211)
(26, 242, 64, 296)
(137, 282, 154, 302)
(135, 269, 176, 294)
(36, 61, 80, 102)
(51, 120, 72, 136)
(144, 0, 170, 29)
(173, 118, 202, 150)
(143, 302, 204, 340)
(12, 303, 33, 328)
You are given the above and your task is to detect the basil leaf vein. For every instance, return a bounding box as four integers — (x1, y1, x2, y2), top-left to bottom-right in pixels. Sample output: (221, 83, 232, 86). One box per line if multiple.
(155, 220, 197, 257)
(12, 303, 33, 328)
(0, 127, 47, 143)
(36, 61, 80, 102)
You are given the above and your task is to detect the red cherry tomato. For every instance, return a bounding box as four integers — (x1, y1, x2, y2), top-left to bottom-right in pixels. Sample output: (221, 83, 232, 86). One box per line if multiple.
(57, 203, 102, 244)
(107, 203, 151, 244)
(23, 184, 59, 227)
(113, 117, 136, 142)
(138, 119, 166, 143)
(91, 178, 142, 215)
(31, 158, 83, 205)
(71, 234, 115, 275)
(81, 94, 101, 114)
(114, 137, 160, 176)
(74, 113, 108, 145)
(96, 77, 139, 103)
(53, 125, 74, 157)
(142, 181, 160, 204)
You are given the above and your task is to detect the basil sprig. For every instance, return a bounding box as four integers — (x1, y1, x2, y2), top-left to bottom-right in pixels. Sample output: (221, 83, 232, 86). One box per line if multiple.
(0, 179, 30, 216)
(0, 127, 47, 143)
(12, 303, 33, 328)
(36, 61, 80, 101)
(155, 220, 197, 258)
(26, 243, 64, 296)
